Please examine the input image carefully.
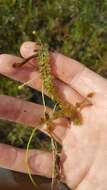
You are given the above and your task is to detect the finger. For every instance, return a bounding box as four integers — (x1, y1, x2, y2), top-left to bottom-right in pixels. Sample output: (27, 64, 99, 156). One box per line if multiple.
(0, 143, 53, 178)
(21, 41, 107, 96)
(0, 54, 83, 105)
(0, 95, 67, 143)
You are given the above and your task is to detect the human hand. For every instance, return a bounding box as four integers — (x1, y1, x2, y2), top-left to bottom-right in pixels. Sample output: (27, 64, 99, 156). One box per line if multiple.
(0, 41, 107, 190)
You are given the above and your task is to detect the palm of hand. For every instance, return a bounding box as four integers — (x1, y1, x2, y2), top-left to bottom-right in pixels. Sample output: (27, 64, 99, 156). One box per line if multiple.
(62, 92, 107, 190)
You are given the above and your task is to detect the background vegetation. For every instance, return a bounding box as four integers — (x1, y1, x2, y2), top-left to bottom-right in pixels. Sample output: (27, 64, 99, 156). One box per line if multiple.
(0, 0, 107, 148)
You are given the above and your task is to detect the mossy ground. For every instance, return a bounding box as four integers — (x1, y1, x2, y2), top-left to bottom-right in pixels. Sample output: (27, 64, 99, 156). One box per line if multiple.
(0, 0, 107, 148)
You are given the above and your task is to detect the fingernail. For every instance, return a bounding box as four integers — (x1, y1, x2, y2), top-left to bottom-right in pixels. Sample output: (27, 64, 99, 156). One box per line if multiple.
(20, 42, 36, 58)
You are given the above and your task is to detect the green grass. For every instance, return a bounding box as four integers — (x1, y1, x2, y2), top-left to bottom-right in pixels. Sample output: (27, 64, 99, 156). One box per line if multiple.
(0, 0, 107, 72)
(0, 0, 107, 147)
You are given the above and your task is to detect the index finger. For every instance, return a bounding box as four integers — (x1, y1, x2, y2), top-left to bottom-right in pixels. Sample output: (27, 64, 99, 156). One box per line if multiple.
(21, 41, 107, 96)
